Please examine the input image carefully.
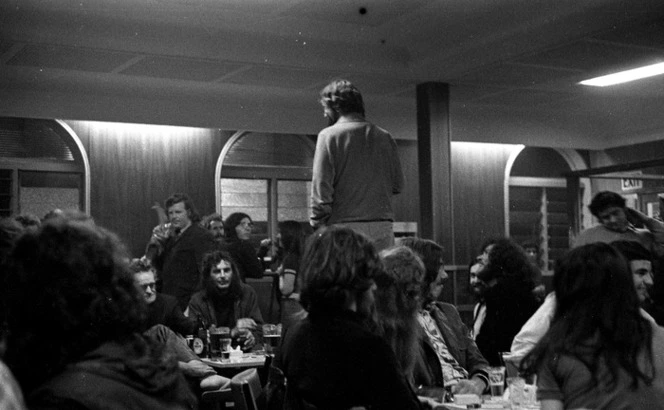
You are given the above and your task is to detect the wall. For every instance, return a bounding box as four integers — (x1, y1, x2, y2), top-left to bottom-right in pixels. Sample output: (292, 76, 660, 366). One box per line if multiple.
(451, 142, 522, 265)
(66, 120, 229, 257)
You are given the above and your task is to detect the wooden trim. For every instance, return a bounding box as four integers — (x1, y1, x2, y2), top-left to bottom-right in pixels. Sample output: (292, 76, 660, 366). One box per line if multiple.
(221, 166, 311, 180)
(0, 158, 83, 173)
(509, 176, 567, 188)
(564, 158, 664, 177)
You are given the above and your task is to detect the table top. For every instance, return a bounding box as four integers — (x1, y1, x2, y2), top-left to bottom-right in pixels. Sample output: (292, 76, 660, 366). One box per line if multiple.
(201, 353, 266, 369)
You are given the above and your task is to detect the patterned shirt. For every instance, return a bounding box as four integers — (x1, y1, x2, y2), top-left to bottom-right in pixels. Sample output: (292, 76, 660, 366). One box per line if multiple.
(418, 309, 469, 385)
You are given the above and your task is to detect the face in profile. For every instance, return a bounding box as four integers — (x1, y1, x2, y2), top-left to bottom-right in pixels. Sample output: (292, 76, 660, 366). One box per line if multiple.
(134, 270, 157, 304)
(211, 259, 233, 290)
(631, 259, 653, 303)
(469, 262, 486, 296)
(480, 244, 494, 266)
(235, 217, 253, 241)
(428, 259, 448, 301)
(597, 206, 628, 233)
(168, 201, 192, 230)
(208, 220, 224, 240)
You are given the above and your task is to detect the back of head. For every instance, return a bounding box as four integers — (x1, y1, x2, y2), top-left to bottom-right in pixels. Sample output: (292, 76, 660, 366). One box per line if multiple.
(554, 243, 639, 320)
(300, 226, 380, 314)
(201, 212, 223, 229)
(522, 243, 653, 387)
(319, 79, 365, 116)
(5, 219, 145, 392)
(611, 240, 652, 263)
(13, 213, 41, 230)
(479, 237, 535, 287)
(374, 246, 424, 374)
(589, 191, 625, 217)
(376, 246, 424, 317)
(279, 220, 305, 256)
(396, 236, 443, 291)
(224, 212, 251, 240)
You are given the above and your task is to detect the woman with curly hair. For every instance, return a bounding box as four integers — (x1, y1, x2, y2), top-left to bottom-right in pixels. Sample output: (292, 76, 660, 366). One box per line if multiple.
(5, 216, 196, 409)
(374, 246, 425, 378)
(475, 237, 540, 365)
(520, 243, 664, 409)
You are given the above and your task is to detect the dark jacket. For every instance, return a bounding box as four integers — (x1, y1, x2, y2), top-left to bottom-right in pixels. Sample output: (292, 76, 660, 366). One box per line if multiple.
(221, 238, 265, 281)
(187, 284, 263, 330)
(146, 294, 197, 336)
(278, 309, 421, 410)
(28, 335, 197, 410)
(413, 302, 490, 388)
(153, 224, 216, 310)
(475, 280, 540, 366)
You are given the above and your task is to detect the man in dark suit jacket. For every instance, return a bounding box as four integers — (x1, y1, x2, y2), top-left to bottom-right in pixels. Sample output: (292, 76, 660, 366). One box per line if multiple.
(149, 193, 217, 310)
(398, 237, 490, 395)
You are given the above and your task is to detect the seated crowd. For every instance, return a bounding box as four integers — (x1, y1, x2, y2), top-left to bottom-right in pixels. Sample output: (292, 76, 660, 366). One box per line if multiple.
(1, 189, 664, 409)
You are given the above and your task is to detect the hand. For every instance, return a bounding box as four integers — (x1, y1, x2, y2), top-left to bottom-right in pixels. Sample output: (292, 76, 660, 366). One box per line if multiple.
(451, 378, 485, 396)
(232, 327, 256, 350)
(236, 318, 257, 330)
(625, 207, 647, 227)
(260, 238, 272, 248)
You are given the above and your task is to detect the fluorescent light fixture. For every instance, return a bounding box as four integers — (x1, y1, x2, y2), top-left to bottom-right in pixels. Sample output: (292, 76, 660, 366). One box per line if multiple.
(580, 62, 664, 87)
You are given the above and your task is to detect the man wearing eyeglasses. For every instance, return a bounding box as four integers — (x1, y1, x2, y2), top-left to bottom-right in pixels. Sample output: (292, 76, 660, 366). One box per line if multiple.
(130, 258, 197, 336)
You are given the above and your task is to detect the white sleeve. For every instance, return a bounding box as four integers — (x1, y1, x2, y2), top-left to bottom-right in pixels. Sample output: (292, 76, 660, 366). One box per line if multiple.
(510, 292, 557, 358)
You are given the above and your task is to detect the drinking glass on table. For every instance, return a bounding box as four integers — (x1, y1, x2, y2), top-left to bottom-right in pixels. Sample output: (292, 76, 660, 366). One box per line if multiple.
(488, 366, 506, 397)
(209, 326, 231, 358)
(262, 323, 282, 355)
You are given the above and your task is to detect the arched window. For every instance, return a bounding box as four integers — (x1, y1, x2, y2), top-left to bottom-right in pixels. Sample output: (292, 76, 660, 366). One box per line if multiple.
(215, 131, 316, 244)
(0, 117, 89, 218)
(507, 147, 585, 273)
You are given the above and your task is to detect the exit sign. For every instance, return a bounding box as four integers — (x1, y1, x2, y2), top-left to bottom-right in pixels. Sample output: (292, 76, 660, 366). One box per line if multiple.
(621, 177, 643, 191)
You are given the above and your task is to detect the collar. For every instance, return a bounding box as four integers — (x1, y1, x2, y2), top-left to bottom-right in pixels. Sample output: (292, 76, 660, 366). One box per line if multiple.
(336, 113, 366, 124)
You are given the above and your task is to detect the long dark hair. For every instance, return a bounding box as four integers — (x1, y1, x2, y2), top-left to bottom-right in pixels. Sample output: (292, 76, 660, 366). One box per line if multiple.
(520, 243, 655, 390)
(224, 212, 251, 241)
(201, 250, 243, 299)
(478, 237, 536, 289)
(299, 227, 381, 314)
(276, 220, 305, 262)
(374, 246, 424, 376)
(5, 219, 148, 393)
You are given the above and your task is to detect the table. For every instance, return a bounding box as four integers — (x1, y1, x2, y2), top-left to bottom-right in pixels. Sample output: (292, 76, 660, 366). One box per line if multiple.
(201, 354, 266, 370)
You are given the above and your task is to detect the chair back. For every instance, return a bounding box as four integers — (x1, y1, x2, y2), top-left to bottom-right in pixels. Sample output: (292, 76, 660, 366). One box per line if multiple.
(231, 368, 263, 410)
(200, 387, 233, 410)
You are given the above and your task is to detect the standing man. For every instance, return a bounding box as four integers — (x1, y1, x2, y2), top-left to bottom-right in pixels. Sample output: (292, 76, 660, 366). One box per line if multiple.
(310, 79, 404, 251)
(149, 193, 217, 310)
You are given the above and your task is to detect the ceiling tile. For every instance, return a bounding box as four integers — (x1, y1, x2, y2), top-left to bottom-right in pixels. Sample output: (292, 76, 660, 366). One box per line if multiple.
(6, 44, 138, 72)
(222, 65, 334, 89)
(283, 0, 431, 27)
(515, 39, 664, 73)
(120, 56, 246, 81)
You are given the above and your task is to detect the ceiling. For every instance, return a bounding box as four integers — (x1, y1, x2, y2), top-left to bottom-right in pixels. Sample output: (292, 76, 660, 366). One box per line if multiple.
(1, 0, 664, 149)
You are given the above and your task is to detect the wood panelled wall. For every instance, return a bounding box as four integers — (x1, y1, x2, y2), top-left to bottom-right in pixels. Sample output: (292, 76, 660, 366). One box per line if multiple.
(451, 143, 520, 265)
(395, 140, 522, 265)
(66, 120, 232, 257)
(62, 119, 519, 266)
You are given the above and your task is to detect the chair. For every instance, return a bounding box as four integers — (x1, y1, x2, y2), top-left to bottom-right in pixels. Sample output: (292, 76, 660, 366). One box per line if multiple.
(200, 384, 233, 410)
(231, 368, 263, 410)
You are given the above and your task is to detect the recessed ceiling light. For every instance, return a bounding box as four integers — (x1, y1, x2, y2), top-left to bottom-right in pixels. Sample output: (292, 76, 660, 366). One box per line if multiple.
(579, 62, 664, 87)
